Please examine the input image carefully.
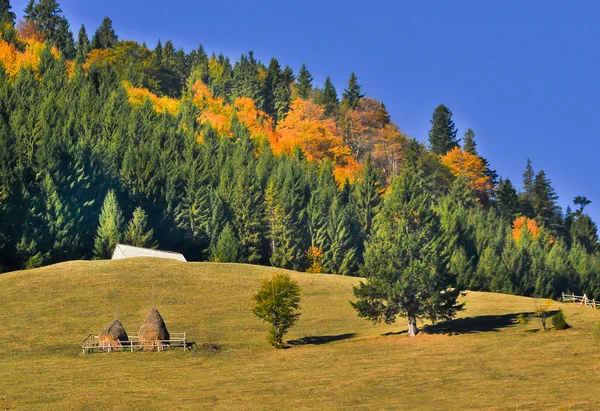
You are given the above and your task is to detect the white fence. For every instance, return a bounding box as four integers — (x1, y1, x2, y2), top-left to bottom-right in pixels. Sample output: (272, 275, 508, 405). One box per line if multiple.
(561, 292, 599, 309)
(82, 332, 187, 354)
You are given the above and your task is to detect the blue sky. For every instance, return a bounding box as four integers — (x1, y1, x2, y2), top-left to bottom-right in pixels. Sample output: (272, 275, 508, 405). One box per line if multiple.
(11, 0, 600, 222)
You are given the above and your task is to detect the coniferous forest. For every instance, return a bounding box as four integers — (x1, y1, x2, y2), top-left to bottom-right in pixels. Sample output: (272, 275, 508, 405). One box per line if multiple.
(0, 0, 599, 300)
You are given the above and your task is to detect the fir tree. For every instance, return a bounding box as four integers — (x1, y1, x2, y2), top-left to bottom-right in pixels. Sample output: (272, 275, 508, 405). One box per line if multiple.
(462, 128, 476, 154)
(296, 63, 313, 99)
(75, 24, 90, 63)
(352, 171, 463, 337)
(341, 72, 364, 110)
(93, 189, 124, 259)
(351, 154, 382, 257)
(124, 206, 156, 249)
(428, 104, 458, 155)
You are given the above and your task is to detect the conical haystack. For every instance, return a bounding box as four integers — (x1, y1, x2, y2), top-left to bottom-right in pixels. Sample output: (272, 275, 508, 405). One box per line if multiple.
(98, 319, 129, 349)
(138, 308, 170, 351)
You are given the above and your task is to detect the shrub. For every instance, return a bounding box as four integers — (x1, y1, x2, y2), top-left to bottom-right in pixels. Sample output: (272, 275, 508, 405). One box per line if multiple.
(252, 273, 301, 348)
(552, 310, 569, 330)
(515, 313, 529, 325)
(592, 322, 600, 344)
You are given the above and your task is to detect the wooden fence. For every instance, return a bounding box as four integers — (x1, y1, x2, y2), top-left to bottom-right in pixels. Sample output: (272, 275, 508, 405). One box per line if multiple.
(82, 332, 187, 354)
(561, 292, 599, 309)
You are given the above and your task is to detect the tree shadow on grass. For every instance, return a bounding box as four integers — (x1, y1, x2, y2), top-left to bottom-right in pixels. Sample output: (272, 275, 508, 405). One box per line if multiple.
(288, 333, 357, 346)
(422, 311, 559, 335)
(381, 330, 408, 336)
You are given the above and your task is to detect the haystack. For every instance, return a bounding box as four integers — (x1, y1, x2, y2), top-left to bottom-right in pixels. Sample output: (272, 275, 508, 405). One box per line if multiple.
(138, 308, 170, 351)
(98, 319, 129, 349)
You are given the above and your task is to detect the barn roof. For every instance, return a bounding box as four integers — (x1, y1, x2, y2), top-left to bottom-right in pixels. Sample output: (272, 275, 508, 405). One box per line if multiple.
(111, 244, 187, 262)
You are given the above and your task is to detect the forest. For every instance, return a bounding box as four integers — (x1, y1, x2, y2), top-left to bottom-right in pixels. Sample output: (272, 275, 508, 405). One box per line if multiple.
(0, 0, 599, 300)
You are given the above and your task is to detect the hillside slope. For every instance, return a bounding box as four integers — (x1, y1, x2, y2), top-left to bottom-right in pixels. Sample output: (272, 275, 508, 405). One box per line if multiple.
(0, 259, 599, 410)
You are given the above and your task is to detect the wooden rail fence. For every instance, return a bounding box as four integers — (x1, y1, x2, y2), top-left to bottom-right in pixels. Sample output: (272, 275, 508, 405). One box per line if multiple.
(561, 292, 599, 308)
(82, 332, 188, 354)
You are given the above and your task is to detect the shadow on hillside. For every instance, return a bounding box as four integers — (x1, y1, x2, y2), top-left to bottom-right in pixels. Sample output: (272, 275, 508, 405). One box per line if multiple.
(288, 333, 357, 346)
(381, 330, 407, 336)
(422, 311, 559, 335)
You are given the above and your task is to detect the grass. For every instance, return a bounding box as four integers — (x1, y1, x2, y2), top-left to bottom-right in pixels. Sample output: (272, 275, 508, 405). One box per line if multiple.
(0, 258, 599, 410)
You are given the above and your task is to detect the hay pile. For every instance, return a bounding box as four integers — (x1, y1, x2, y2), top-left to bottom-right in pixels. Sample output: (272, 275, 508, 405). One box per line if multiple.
(98, 319, 129, 349)
(138, 308, 170, 351)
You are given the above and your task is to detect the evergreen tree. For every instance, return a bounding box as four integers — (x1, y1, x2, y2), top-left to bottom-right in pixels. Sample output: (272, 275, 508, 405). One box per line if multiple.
(495, 178, 519, 221)
(124, 206, 156, 248)
(530, 170, 561, 230)
(211, 223, 242, 262)
(91, 17, 118, 50)
(93, 189, 124, 259)
(571, 213, 599, 254)
(463, 128, 476, 154)
(0, 0, 15, 24)
(352, 171, 462, 337)
(341, 72, 364, 110)
(351, 154, 382, 260)
(75, 24, 90, 63)
(322, 196, 359, 275)
(428, 104, 458, 155)
(519, 158, 534, 217)
(317, 76, 339, 117)
(296, 63, 313, 99)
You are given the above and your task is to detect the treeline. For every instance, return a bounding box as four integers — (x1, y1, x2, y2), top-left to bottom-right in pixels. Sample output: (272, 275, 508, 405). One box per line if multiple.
(0, 0, 599, 300)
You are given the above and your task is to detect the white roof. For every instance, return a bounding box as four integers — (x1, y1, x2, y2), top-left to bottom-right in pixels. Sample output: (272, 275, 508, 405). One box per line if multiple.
(111, 244, 187, 262)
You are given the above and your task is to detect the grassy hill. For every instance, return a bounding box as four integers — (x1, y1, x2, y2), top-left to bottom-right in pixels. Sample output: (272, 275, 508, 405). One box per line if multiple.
(0, 259, 599, 410)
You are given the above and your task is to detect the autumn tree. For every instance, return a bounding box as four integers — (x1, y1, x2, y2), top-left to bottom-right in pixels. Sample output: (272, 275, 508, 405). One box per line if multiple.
(353, 171, 462, 337)
(428, 104, 458, 155)
(440, 146, 492, 195)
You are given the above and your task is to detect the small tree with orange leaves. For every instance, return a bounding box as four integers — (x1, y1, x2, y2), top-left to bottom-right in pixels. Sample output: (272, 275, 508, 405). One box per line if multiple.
(441, 146, 492, 194)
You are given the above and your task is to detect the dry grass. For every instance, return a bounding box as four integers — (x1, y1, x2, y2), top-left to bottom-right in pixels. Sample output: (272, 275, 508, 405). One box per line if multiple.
(0, 258, 599, 410)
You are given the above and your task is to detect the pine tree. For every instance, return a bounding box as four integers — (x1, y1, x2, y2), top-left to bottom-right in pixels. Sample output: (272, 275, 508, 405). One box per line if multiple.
(428, 104, 458, 155)
(93, 189, 124, 259)
(322, 196, 359, 275)
(91, 17, 118, 50)
(571, 213, 599, 254)
(296, 63, 313, 99)
(341, 72, 364, 110)
(519, 158, 535, 217)
(531, 170, 562, 230)
(352, 171, 463, 337)
(124, 206, 157, 248)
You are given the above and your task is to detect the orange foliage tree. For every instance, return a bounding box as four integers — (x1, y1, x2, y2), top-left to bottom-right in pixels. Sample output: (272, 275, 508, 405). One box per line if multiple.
(123, 81, 180, 115)
(441, 146, 492, 193)
(512, 216, 540, 242)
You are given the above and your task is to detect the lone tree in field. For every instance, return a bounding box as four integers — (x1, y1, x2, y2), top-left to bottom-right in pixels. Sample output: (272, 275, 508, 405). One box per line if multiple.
(352, 171, 463, 337)
(252, 273, 301, 348)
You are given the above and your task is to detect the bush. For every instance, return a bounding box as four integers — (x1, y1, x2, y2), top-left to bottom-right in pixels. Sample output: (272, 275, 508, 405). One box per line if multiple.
(252, 273, 302, 348)
(593, 322, 600, 344)
(551, 310, 569, 330)
(515, 313, 529, 325)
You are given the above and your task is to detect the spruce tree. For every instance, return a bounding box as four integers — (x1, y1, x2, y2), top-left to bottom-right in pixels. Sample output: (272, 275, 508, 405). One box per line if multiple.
(351, 154, 382, 257)
(317, 76, 339, 117)
(352, 171, 462, 337)
(0, 0, 15, 24)
(93, 189, 124, 259)
(463, 128, 476, 154)
(428, 104, 458, 155)
(571, 213, 599, 254)
(91, 16, 118, 50)
(296, 63, 313, 99)
(341, 72, 364, 110)
(531, 170, 561, 230)
(495, 178, 519, 221)
(211, 223, 242, 262)
(75, 24, 90, 63)
(124, 206, 156, 249)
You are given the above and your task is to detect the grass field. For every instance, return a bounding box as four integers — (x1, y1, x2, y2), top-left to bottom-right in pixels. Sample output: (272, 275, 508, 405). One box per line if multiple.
(0, 258, 599, 410)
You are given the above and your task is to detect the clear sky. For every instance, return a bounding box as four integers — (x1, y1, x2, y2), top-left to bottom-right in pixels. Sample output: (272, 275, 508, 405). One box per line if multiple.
(11, 0, 600, 222)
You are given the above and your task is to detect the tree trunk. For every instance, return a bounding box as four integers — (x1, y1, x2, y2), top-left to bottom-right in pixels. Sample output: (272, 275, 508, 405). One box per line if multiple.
(407, 314, 419, 337)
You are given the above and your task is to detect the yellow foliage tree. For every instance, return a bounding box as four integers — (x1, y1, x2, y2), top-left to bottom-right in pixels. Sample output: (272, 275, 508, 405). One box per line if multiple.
(123, 81, 180, 115)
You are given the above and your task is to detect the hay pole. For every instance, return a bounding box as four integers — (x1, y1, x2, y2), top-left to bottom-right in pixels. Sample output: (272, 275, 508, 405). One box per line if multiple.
(152, 284, 155, 309)
(115, 302, 119, 320)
